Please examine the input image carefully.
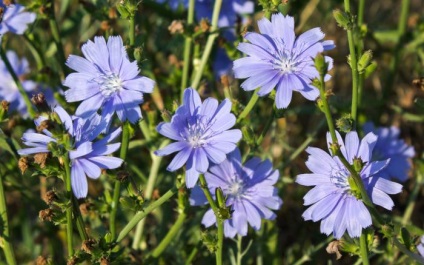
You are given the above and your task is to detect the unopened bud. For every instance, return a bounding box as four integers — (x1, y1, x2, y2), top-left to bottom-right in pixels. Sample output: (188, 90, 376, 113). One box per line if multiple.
(353, 157, 364, 172)
(336, 113, 353, 133)
(216, 188, 225, 208)
(133, 47, 143, 62)
(161, 109, 172, 122)
(364, 61, 377, 78)
(329, 142, 340, 156)
(333, 9, 352, 30)
(358, 50, 373, 74)
(199, 19, 210, 32)
(314, 54, 328, 78)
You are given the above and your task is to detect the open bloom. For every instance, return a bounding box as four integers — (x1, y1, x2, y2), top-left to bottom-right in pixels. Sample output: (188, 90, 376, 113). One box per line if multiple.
(0, 1, 36, 36)
(18, 106, 123, 198)
(363, 122, 415, 182)
(296, 131, 402, 239)
(190, 148, 282, 238)
(418, 236, 424, 257)
(63, 35, 155, 124)
(233, 13, 335, 109)
(155, 88, 242, 188)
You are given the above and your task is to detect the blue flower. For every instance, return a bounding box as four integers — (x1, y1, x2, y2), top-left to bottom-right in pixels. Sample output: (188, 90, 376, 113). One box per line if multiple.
(296, 131, 402, 239)
(0, 51, 59, 117)
(233, 13, 335, 109)
(155, 88, 242, 188)
(18, 106, 123, 198)
(63, 36, 155, 124)
(0, 1, 36, 36)
(418, 236, 424, 257)
(190, 148, 282, 238)
(363, 122, 415, 182)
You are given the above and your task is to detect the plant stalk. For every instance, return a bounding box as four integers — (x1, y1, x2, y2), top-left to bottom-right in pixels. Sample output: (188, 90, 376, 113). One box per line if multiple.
(180, 0, 195, 100)
(116, 186, 178, 242)
(63, 155, 74, 257)
(190, 0, 223, 89)
(199, 175, 223, 265)
(359, 232, 369, 265)
(0, 172, 17, 265)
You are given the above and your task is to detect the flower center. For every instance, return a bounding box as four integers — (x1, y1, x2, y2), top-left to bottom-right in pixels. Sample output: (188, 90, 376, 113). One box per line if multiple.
(330, 167, 350, 191)
(226, 179, 245, 197)
(183, 115, 211, 148)
(99, 73, 122, 97)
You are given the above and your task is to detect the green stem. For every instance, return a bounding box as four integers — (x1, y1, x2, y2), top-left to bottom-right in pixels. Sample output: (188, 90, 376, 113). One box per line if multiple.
(116, 186, 178, 242)
(185, 245, 199, 265)
(236, 235, 242, 265)
(0, 172, 17, 265)
(393, 238, 424, 263)
(237, 88, 260, 123)
(72, 196, 88, 241)
(357, 0, 365, 107)
(110, 122, 131, 240)
(359, 233, 369, 265)
(132, 140, 169, 249)
(48, 2, 67, 78)
(151, 209, 186, 257)
(401, 172, 422, 225)
(199, 175, 223, 265)
(129, 16, 136, 46)
(292, 237, 333, 265)
(23, 34, 45, 70)
(256, 110, 274, 146)
(344, 0, 359, 129)
(0, 47, 36, 118)
(63, 155, 74, 257)
(180, 0, 195, 100)
(384, 0, 410, 96)
(190, 0, 223, 89)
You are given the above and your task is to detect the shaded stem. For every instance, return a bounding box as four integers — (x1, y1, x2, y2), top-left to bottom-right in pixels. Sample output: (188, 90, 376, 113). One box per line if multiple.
(72, 196, 88, 241)
(23, 34, 45, 70)
(384, 0, 410, 96)
(360, 233, 369, 265)
(151, 208, 186, 257)
(393, 238, 424, 263)
(199, 175, 223, 265)
(401, 172, 422, 225)
(110, 122, 131, 240)
(132, 140, 169, 249)
(191, 0, 223, 89)
(0, 172, 17, 265)
(63, 155, 74, 257)
(180, 0, 195, 101)
(237, 88, 259, 123)
(48, 1, 67, 78)
(0, 47, 35, 118)
(256, 110, 274, 146)
(116, 186, 178, 242)
(236, 235, 242, 265)
(292, 237, 333, 265)
(344, 0, 359, 129)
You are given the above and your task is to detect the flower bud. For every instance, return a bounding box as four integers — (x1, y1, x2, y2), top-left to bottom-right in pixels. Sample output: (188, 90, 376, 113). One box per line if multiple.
(39, 208, 54, 222)
(364, 61, 377, 78)
(333, 9, 352, 30)
(216, 187, 225, 208)
(358, 50, 373, 74)
(314, 54, 328, 78)
(336, 113, 353, 133)
(353, 157, 364, 172)
(133, 47, 143, 63)
(31, 93, 50, 113)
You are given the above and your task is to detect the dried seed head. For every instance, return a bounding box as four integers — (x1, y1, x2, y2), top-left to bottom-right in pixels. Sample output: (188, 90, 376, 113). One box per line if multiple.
(168, 20, 184, 34)
(1, 100, 9, 111)
(99, 257, 110, 265)
(35, 256, 48, 265)
(34, 152, 49, 168)
(31, 93, 50, 112)
(3, 0, 14, 7)
(67, 257, 78, 265)
(18, 157, 29, 174)
(199, 19, 210, 32)
(326, 240, 342, 260)
(81, 239, 96, 254)
(39, 208, 54, 222)
(44, 190, 57, 205)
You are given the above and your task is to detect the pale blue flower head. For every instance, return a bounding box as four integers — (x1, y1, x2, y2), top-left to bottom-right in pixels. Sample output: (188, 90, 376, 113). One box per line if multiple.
(418, 236, 424, 257)
(0, 51, 36, 117)
(296, 131, 402, 239)
(363, 122, 415, 182)
(0, 1, 36, 37)
(18, 106, 123, 198)
(190, 148, 282, 238)
(63, 36, 155, 125)
(155, 88, 242, 188)
(233, 13, 335, 109)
